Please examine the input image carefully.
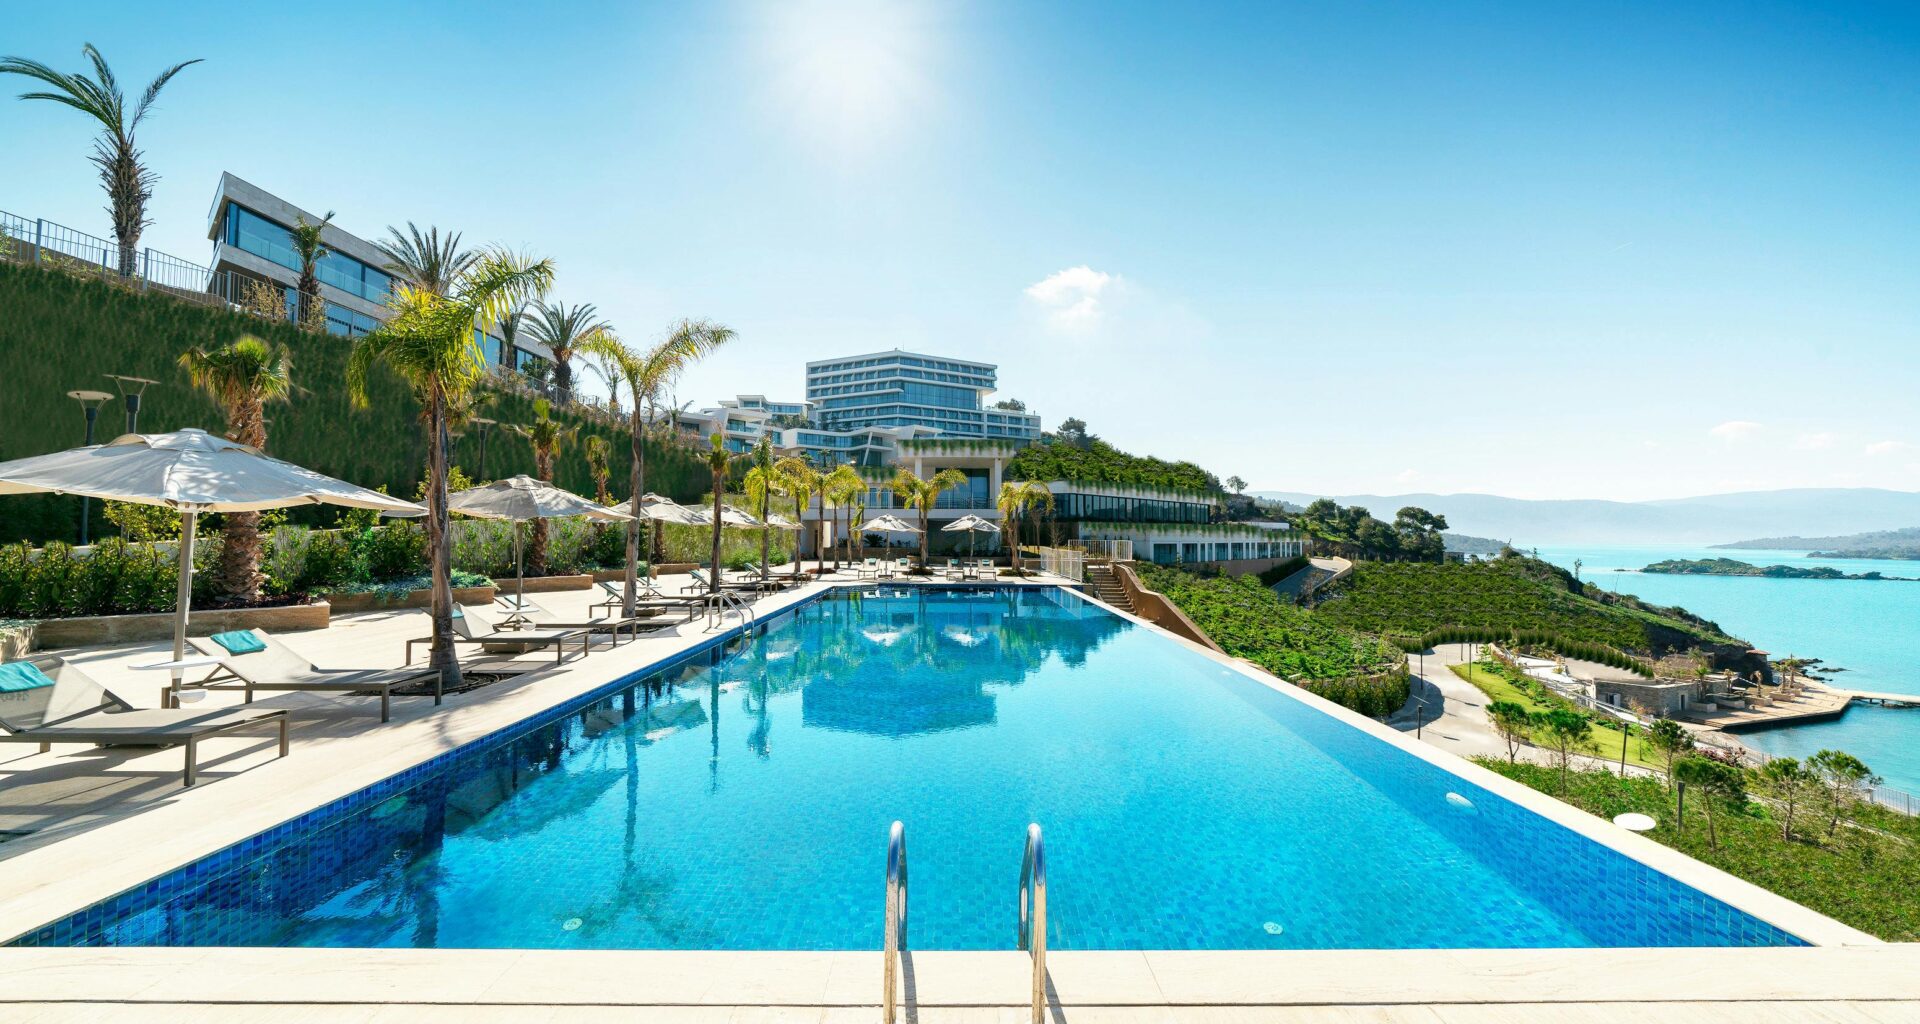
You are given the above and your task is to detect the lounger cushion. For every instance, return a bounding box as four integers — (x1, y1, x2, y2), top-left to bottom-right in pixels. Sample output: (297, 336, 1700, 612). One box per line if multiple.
(209, 630, 267, 655)
(0, 662, 55, 692)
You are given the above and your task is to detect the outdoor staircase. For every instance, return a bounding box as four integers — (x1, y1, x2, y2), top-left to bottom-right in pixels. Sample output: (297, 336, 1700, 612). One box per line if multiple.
(1086, 563, 1135, 614)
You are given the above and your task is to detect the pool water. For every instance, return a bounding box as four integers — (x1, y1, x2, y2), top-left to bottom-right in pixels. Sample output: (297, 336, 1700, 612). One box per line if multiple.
(16, 587, 1802, 950)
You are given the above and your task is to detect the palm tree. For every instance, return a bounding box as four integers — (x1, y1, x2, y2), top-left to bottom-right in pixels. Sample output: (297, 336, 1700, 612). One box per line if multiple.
(824, 464, 864, 570)
(526, 302, 611, 405)
(496, 300, 531, 371)
(741, 437, 777, 581)
(348, 249, 555, 695)
(997, 481, 1054, 576)
(178, 335, 292, 601)
(775, 456, 822, 574)
(704, 436, 737, 595)
(586, 349, 627, 415)
(374, 223, 478, 296)
(579, 321, 733, 614)
(891, 468, 967, 571)
(1, 45, 202, 277)
(289, 210, 336, 331)
(584, 434, 613, 504)
(509, 398, 576, 576)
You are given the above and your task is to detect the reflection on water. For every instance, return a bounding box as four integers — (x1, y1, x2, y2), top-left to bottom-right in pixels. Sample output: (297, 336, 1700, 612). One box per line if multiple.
(59, 587, 1124, 949)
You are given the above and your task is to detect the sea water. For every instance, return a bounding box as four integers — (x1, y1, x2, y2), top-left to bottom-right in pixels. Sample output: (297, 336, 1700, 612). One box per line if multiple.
(1533, 545, 1920, 794)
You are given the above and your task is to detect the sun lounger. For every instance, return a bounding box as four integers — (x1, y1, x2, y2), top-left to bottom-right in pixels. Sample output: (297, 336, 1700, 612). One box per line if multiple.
(587, 579, 702, 618)
(857, 558, 882, 580)
(187, 629, 436, 723)
(494, 598, 668, 646)
(0, 655, 288, 786)
(406, 607, 590, 666)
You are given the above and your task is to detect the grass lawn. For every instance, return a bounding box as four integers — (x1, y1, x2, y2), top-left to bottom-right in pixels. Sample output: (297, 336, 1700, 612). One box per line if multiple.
(1480, 759, 1920, 942)
(1451, 661, 1666, 772)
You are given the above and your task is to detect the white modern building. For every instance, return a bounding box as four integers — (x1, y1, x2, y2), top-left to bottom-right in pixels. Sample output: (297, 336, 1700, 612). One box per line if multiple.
(805, 350, 1041, 440)
(204, 173, 543, 371)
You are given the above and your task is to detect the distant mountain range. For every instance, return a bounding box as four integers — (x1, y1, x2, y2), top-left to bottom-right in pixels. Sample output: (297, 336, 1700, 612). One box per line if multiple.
(1714, 526, 1920, 560)
(1254, 488, 1920, 546)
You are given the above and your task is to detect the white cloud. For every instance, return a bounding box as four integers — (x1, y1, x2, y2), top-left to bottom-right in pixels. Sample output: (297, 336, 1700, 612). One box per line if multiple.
(1709, 420, 1763, 442)
(1793, 431, 1839, 451)
(1024, 266, 1114, 332)
(1395, 468, 1420, 484)
(1865, 440, 1913, 457)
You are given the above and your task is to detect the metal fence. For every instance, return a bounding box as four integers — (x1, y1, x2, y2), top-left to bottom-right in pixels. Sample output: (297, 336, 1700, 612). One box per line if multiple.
(1027, 546, 1085, 583)
(1066, 539, 1133, 562)
(0, 207, 258, 311)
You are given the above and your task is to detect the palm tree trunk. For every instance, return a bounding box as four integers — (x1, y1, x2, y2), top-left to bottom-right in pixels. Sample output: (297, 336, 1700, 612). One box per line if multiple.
(759, 493, 770, 580)
(1007, 511, 1020, 575)
(530, 449, 552, 576)
(427, 387, 463, 698)
(709, 474, 724, 596)
(105, 145, 143, 278)
(919, 507, 931, 569)
(624, 410, 643, 615)
(217, 397, 267, 601)
(554, 357, 573, 405)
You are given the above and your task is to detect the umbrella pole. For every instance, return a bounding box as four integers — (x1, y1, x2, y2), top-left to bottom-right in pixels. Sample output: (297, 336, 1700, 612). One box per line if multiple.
(170, 510, 197, 704)
(514, 520, 527, 627)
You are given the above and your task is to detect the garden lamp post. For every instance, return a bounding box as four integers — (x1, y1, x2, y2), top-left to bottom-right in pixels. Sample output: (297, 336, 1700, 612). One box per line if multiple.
(470, 417, 497, 480)
(106, 373, 159, 434)
(65, 389, 114, 544)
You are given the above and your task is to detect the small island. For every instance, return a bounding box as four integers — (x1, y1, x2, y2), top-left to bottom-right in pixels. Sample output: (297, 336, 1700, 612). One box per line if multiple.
(1642, 557, 1914, 581)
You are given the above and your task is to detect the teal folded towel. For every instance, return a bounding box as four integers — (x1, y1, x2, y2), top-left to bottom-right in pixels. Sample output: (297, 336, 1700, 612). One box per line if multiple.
(0, 662, 55, 692)
(210, 630, 266, 655)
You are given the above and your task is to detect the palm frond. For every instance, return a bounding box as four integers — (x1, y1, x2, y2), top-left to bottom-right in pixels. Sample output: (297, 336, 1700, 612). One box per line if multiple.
(459, 248, 556, 331)
(130, 57, 202, 128)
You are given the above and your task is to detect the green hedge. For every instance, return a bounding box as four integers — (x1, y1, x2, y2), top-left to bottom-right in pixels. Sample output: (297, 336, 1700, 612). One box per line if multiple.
(1136, 564, 1409, 715)
(1006, 437, 1221, 494)
(0, 260, 708, 544)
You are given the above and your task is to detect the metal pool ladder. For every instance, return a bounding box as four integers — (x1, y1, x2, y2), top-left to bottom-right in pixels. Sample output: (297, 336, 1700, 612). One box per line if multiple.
(1017, 822, 1047, 1024)
(883, 820, 908, 1024)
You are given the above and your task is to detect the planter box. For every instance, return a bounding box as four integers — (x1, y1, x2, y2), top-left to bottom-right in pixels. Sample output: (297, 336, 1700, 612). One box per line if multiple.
(512, 574, 592, 594)
(2, 623, 35, 661)
(652, 563, 697, 576)
(32, 601, 331, 650)
(592, 567, 665, 582)
(323, 586, 497, 614)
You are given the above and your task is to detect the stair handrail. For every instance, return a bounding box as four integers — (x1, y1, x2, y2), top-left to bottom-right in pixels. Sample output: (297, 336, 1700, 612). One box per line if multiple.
(883, 819, 908, 1023)
(1016, 822, 1046, 1023)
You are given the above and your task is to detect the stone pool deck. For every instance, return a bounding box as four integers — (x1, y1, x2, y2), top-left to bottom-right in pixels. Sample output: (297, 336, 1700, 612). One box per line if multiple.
(0, 571, 1913, 1019)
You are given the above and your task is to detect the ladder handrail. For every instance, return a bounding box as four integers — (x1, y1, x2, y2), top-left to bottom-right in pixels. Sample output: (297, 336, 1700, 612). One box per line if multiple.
(883, 819, 908, 1023)
(1017, 822, 1046, 1023)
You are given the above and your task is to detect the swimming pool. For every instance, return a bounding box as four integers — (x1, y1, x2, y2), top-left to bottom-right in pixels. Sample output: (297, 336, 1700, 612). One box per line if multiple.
(15, 586, 1804, 949)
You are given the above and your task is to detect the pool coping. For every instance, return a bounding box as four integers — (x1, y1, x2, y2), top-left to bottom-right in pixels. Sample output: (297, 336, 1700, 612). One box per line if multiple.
(0, 578, 1889, 1004)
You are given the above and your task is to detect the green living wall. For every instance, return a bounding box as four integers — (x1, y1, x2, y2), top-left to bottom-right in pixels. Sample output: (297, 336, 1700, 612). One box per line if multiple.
(0, 260, 706, 544)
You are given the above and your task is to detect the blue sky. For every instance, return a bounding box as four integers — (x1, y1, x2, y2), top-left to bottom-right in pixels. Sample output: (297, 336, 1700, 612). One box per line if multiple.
(7, 1, 1917, 500)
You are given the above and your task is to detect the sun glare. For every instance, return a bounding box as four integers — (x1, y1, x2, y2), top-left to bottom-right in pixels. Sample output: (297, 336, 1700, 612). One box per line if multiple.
(753, 0, 941, 157)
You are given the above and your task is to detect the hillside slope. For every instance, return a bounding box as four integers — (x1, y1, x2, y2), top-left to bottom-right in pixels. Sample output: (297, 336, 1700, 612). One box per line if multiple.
(1309, 557, 1742, 656)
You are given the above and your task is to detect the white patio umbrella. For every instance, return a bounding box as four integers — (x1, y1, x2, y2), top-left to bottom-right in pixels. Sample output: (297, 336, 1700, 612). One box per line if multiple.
(633, 492, 705, 525)
(448, 475, 631, 620)
(0, 429, 424, 688)
(941, 513, 1002, 567)
(694, 504, 764, 528)
(857, 514, 920, 557)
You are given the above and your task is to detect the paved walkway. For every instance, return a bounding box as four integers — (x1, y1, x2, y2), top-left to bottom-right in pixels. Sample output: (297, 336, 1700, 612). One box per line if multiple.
(1386, 645, 1659, 777)
(5, 945, 1920, 1021)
